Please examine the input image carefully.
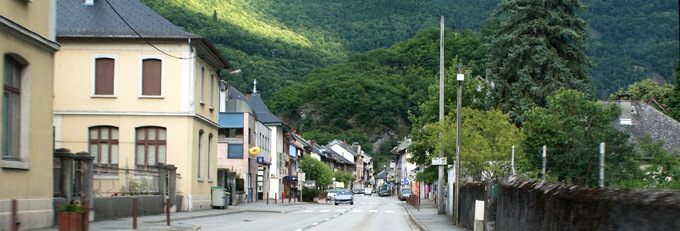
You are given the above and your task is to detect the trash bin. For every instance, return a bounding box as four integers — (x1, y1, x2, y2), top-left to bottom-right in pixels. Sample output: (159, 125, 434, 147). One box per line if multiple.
(212, 187, 226, 209)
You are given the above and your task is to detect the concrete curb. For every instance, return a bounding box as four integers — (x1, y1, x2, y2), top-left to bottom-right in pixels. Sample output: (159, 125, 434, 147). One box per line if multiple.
(402, 203, 427, 231)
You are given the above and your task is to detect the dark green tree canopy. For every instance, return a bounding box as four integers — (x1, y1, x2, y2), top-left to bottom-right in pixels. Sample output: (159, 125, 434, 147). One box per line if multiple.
(488, 0, 593, 123)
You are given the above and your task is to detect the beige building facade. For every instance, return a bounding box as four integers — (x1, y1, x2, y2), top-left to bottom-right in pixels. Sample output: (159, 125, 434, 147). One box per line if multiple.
(53, 0, 230, 211)
(0, 0, 60, 230)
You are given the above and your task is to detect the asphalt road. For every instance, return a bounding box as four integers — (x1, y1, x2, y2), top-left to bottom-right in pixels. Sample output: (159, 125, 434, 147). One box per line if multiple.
(176, 193, 418, 231)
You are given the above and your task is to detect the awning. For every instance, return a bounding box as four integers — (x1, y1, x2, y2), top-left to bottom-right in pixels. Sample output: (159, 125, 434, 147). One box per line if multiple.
(282, 176, 298, 182)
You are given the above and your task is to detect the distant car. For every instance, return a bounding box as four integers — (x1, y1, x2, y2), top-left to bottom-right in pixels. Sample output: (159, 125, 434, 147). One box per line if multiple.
(399, 188, 412, 201)
(378, 187, 390, 197)
(352, 188, 363, 194)
(326, 189, 338, 202)
(334, 190, 354, 205)
(364, 188, 373, 195)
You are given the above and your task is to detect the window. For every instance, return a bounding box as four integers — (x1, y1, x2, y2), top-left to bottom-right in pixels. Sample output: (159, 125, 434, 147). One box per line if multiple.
(2, 56, 21, 160)
(198, 130, 204, 179)
(135, 127, 166, 167)
(89, 126, 119, 167)
(227, 143, 243, 159)
(142, 58, 162, 96)
(94, 58, 114, 95)
(208, 134, 214, 180)
(209, 73, 214, 108)
(200, 66, 205, 104)
(224, 128, 244, 138)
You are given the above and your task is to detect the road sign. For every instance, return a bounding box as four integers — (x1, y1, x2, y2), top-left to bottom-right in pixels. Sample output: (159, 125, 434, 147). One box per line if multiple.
(432, 157, 447, 165)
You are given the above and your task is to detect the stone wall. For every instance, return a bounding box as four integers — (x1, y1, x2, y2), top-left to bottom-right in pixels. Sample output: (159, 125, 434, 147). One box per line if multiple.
(492, 176, 680, 230)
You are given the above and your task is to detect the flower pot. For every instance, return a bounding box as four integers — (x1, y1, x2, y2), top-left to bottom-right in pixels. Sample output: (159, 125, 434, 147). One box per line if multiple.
(58, 212, 83, 231)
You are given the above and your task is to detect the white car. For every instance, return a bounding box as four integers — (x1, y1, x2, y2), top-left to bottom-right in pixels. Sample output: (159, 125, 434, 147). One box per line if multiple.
(364, 188, 372, 195)
(326, 189, 338, 202)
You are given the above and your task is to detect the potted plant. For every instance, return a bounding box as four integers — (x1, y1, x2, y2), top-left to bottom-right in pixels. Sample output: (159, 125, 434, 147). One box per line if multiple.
(57, 203, 88, 231)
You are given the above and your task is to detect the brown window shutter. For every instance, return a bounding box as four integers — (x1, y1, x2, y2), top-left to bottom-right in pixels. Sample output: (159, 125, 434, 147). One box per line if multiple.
(95, 58, 115, 95)
(142, 59, 162, 96)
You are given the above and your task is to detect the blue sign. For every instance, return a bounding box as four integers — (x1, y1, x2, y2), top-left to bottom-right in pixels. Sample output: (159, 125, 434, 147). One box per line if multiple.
(403, 177, 409, 185)
(256, 157, 264, 164)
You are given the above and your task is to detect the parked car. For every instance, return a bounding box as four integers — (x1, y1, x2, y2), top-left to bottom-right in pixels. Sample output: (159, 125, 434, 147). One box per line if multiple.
(352, 188, 363, 194)
(326, 189, 338, 202)
(378, 187, 390, 197)
(399, 188, 412, 201)
(334, 189, 354, 205)
(364, 188, 373, 195)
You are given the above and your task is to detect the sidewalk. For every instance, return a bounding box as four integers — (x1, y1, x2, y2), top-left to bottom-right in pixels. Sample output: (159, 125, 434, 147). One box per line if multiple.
(37, 198, 467, 231)
(401, 198, 469, 231)
(36, 199, 309, 231)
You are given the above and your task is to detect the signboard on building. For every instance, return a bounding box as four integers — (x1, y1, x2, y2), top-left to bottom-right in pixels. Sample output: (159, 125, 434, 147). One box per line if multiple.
(432, 157, 447, 166)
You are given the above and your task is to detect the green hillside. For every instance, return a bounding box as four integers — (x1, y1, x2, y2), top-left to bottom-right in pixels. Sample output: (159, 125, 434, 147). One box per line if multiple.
(141, 0, 679, 151)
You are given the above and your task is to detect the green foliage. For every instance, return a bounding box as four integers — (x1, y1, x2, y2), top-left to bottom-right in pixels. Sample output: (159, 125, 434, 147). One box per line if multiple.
(414, 165, 438, 185)
(632, 135, 680, 189)
(522, 89, 641, 187)
(488, 0, 593, 124)
(333, 171, 355, 186)
(299, 156, 333, 189)
(411, 107, 523, 181)
(57, 203, 88, 213)
(608, 78, 674, 108)
(668, 59, 680, 121)
(268, 28, 487, 144)
(301, 187, 322, 202)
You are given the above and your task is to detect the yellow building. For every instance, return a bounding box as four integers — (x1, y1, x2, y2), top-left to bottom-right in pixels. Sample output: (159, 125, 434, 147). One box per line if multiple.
(0, 0, 60, 230)
(53, 0, 230, 211)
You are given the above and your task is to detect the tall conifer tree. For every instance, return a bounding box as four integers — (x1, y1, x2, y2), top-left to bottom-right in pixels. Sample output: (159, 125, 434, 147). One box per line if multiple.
(488, 0, 592, 124)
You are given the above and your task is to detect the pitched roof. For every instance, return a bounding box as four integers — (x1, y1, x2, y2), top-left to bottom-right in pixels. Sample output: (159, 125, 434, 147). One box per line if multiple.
(328, 139, 358, 157)
(57, 0, 198, 39)
(247, 92, 283, 125)
(604, 100, 680, 154)
(56, 0, 231, 69)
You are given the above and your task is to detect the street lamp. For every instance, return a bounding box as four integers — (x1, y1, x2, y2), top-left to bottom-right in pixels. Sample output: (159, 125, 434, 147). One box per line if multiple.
(454, 65, 463, 224)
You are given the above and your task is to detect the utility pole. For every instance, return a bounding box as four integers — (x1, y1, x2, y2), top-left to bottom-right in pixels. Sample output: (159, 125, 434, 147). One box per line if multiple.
(599, 142, 606, 188)
(454, 64, 463, 224)
(437, 15, 445, 214)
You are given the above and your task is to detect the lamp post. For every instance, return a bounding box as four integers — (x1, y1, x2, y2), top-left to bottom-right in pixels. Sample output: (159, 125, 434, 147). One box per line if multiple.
(454, 65, 463, 224)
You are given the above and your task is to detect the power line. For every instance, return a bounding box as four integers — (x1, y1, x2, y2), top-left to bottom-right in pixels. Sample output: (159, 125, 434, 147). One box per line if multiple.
(104, 0, 195, 60)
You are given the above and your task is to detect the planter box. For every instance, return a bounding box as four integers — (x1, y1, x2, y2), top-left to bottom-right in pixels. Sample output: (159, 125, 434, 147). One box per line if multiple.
(58, 212, 86, 231)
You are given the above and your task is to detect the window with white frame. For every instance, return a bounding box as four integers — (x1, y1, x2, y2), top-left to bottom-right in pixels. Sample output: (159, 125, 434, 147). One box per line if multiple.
(89, 126, 119, 168)
(141, 58, 162, 96)
(135, 127, 166, 167)
(210, 72, 214, 108)
(198, 130, 205, 179)
(208, 133, 214, 181)
(200, 66, 205, 104)
(94, 57, 115, 95)
(2, 55, 21, 161)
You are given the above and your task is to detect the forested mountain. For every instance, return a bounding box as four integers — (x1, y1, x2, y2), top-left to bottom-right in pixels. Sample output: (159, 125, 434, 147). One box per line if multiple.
(141, 0, 678, 153)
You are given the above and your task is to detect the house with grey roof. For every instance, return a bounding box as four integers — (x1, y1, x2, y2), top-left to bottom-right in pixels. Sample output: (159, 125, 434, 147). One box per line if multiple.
(53, 0, 231, 213)
(603, 100, 680, 156)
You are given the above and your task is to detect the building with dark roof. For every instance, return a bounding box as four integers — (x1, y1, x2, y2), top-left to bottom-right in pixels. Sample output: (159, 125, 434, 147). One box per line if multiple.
(53, 0, 231, 212)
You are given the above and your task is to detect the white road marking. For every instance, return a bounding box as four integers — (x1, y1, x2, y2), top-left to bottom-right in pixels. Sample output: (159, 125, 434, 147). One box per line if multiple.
(386, 210, 395, 213)
(320, 210, 329, 212)
(303, 210, 313, 213)
(369, 210, 378, 213)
